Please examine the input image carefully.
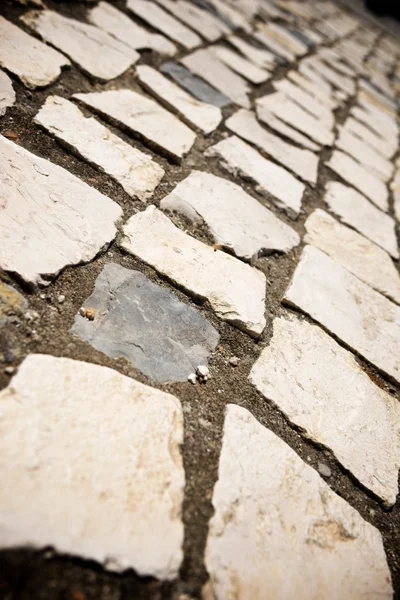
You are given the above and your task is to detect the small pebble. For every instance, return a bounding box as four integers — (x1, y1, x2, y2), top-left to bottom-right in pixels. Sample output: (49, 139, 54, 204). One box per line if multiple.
(317, 462, 332, 478)
(187, 373, 197, 385)
(79, 307, 86, 317)
(85, 308, 95, 321)
(196, 365, 209, 378)
(24, 310, 39, 322)
(369, 508, 376, 517)
(229, 356, 240, 367)
(4, 366, 15, 375)
(58, 294, 65, 304)
(39, 293, 46, 300)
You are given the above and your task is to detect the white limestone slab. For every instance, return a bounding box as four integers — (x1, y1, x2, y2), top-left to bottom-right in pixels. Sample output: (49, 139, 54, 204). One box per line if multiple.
(126, 0, 201, 49)
(120, 206, 266, 337)
(273, 79, 334, 125)
(256, 104, 321, 152)
(136, 65, 221, 135)
(73, 89, 196, 162)
(351, 106, 397, 147)
(0, 16, 69, 89)
(88, 1, 177, 56)
(0, 355, 184, 578)
(21, 10, 138, 81)
(336, 129, 393, 183)
(301, 57, 355, 96)
(207, 0, 251, 32)
(0, 70, 15, 116)
(205, 135, 305, 217)
(209, 45, 271, 84)
(305, 209, 400, 304)
(35, 96, 164, 202)
(288, 68, 335, 103)
(155, 0, 230, 41)
(204, 404, 393, 600)
(0, 136, 122, 287)
(253, 29, 295, 61)
(181, 49, 250, 109)
(226, 109, 318, 185)
(284, 245, 400, 385)
(257, 22, 308, 58)
(343, 116, 395, 160)
(227, 35, 277, 70)
(160, 170, 300, 261)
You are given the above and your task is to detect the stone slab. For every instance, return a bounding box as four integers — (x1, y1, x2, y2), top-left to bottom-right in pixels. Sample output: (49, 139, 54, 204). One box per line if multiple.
(288, 69, 336, 105)
(344, 115, 396, 159)
(73, 89, 196, 162)
(21, 10, 138, 81)
(160, 61, 230, 108)
(284, 245, 400, 385)
(300, 58, 356, 97)
(0, 354, 184, 579)
(391, 169, 400, 222)
(204, 404, 392, 600)
(119, 206, 266, 337)
(263, 22, 309, 56)
(0, 136, 122, 287)
(205, 135, 305, 217)
(155, 0, 230, 41)
(336, 129, 393, 183)
(273, 79, 334, 125)
(351, 106, 397, 148)
(253, 29, 294, 62)
(0, 70, 15, 116)
(0, 281, 28, 326)
(209, 45, 271, 84)
(0, 16, 69, 89)
(227, 35, 277, 70)
(256, 103, 321, 151)
(207, 0, 251, 32)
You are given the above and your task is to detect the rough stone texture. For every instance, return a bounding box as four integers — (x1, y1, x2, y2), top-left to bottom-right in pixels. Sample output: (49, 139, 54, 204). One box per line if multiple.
(350, 107, 397, 154)
(392, 168, 400, 222)
(0, 16, 69, 89)
(0, 355, 185, 579)
(256, 103, 321, 151)
(284, 245, 400, 385)
(119, 206, 266, 337)
(204, 404, 393, 600)
(326, 150, 389, 212)
(74, 89, 196, 162)
(160, 170, 300, 260)
(0, 70, 15, 116)
(227, 35, 277, 69)
(336, 129, 393, 183)
(205, 135, 305, 217)
(324, 182, 398, 259)
(136, 65, 222, 135)
(0, 281, 28, 326)
(288, 69, 336, 106)
(35, 96, 164, 201)
(343, 116, 395, 160)
(226, 109, 318, 185)
(273, 78, 334, 124)
(260, 22, 309, 56)
(301, 57, 356, 96)
(71, 264, 219, 382)
(304, 209, 400, 304)
(154, 0, 230, 41)
(0, 136, 122, 287)
(21, 10, 138, 81)
(209, 45, 271, 84)
(253, 28, 296, 61)
(250, 315, 400, 505)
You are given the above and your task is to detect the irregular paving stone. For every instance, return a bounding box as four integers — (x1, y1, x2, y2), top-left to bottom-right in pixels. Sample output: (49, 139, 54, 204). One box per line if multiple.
(136, 65, 222, 135)
(0, 281, 28, 326)
(253, 28, 294, 62)
(204, 404, 393, 600)
(284, 245, 400, 385)
(160, 61, 230, 108)
(324, 181, 398, 259)
(209, 45, 271, 84)
(0, 16, 69, 89)
(74, 89, 196, 162)
(335, 129, 393, 183)
(351, 105, 398, 147)
(0, 354, 185, 578)
(273, 78, 334, 125)
(304, 209, 400, 305)
(160, 170, 300, 260)
(226, 34, 277, 69)
(88, 1, 177, 56)
(71, 264, 219, 382)
(391, 168, 400, 222)
(226, 109, 318, 185)
(343, 116, 396, 160)
(126, 0, 201, 49)
(21, 10, 138, 81)
(288, 68, 336, 105)
(258, 22, 309, 57)
(155, 0, 230, 41)
(0, 70, 15, 116)
(250, 315, 400, 505)
(0, 136, 122, 287)
(207, 0, 251, 32)
(119, 206, 266, 337)
(35, 96, 164, 201)
(205, 135, 305, 217)
(256, 103, 321, 152)
(303, 57, 356, 96)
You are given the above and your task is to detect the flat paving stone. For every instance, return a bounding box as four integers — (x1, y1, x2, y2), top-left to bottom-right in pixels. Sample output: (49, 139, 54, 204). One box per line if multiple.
(119, 206, 266, 337)
(204, 404, 392, 600)
(0, 281, 28, 326)
(226, 109, 318, 185)
(155, 0, 230, 41)
(74, 89, 196, 162)
(284, 245, 400, 385)
(160, 170, 300, 260)
(205, 135, 305, 217)
(0, 136, 122, 287)
(273, 79, 334, 125)
(324, 181, 398, 259)
(258, 22, 309, 57)
(300, 58, 356, 97)
(256, 104, 321, 151)
(35, 96, 164, 202)
(71, 264, 219, 382)
(209, 45, 271, 84)
(21, 10, 138, 81)
(326, 150, 388, 212)
(343, 116, 396, 160)
(136, 65, 222, 135)
(253, 28, 294, 62)
(0, 16, 69, 89)
(391, 168, 400, 222)
(126, 0, 201, 49)
(0, 354, 185, 578)
(226, 34, 277, 69)
(288, 68, 336, 105)
(351, 106, 397, 149)
(336, 129, 393, 183)
(0, 70, 15, 116)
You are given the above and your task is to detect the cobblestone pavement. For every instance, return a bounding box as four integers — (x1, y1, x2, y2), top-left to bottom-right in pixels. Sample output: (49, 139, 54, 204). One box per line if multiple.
(0, 0, 400, 598)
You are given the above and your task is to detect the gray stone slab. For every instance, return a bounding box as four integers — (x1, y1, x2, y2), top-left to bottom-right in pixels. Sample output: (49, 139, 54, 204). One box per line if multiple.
(71, 264, 219, 383)
(160, 62, 231, 107)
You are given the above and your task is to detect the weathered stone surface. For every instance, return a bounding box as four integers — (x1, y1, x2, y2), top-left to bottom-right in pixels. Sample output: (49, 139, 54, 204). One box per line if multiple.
(207, 0, 251, 32)
(209, 45, 271, 84)
(226, 109, 318, 185)
(253, 28, 294, 61)
(301, 57, 356, 96)
(0, 16, 69, 89)
(74, 89, 196, 162)
(336, 129, 393, 183)
(0, 136, 122, 287)
(0, 354, 185, 578)
(205, 404, 393, 600)
(119, 206, 266, 337)
(0, 281, 28, 326)
(261, 22, 309, 56)
(227, 35, 277, 69)
(288, 68, 336, 106)
(136, 65, 221, 135)
(350, 106, 397, 152)
(71, 264, 219, 382)
(392, 168, 400, 222)
(160, 61, 230, 108)
(343, 116, 396, 160)
(35, 96, 164, 201)
(304, 209, 400, 304)
(126, 0, 201, 49)
(21, 10, 138, 81)
(0, 70, 15, 116)
(160, 170, 300, 260)
(284, 245, 400, 385)
(326, 151, 388, 212)
(155, 0, 230, 41)
(256, 103, 321, 151)
(273, 78, 334, 125)
(205, 135, 305, 217)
